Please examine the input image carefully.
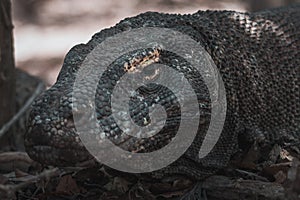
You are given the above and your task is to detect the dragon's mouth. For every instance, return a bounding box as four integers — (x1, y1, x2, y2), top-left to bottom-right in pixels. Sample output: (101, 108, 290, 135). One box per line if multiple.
(25, 120, 92, 166)
(25, 144, 92, 166)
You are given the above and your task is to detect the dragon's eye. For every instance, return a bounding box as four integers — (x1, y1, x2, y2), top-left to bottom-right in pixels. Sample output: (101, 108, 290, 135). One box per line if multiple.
(143, 66, 156, 76)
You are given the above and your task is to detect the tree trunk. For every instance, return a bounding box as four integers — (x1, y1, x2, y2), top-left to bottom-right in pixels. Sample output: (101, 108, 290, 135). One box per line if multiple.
(0, 0, 15, 144)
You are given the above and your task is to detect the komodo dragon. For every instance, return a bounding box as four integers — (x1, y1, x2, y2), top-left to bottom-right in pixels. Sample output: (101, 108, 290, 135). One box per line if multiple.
(25, 4, 299, 185)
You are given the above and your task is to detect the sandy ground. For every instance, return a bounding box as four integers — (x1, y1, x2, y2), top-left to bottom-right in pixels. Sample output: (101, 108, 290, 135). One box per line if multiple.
(12, 0, 246, 86)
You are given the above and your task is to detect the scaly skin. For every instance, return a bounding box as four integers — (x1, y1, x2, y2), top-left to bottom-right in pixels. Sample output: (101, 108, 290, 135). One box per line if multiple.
(25, 5, 299, 180)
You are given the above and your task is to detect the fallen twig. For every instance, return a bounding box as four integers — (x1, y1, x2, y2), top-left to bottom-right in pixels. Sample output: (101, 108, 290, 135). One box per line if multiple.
(0, 168, 60, 199)
(0, 82, 44, 139)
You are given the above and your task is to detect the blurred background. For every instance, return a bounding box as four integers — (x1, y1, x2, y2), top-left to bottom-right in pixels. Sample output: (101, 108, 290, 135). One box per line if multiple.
(12, 0, 299, 86)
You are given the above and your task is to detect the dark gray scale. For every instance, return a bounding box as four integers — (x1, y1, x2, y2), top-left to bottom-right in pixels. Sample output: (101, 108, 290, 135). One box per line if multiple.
(94, 48, 210, 154)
